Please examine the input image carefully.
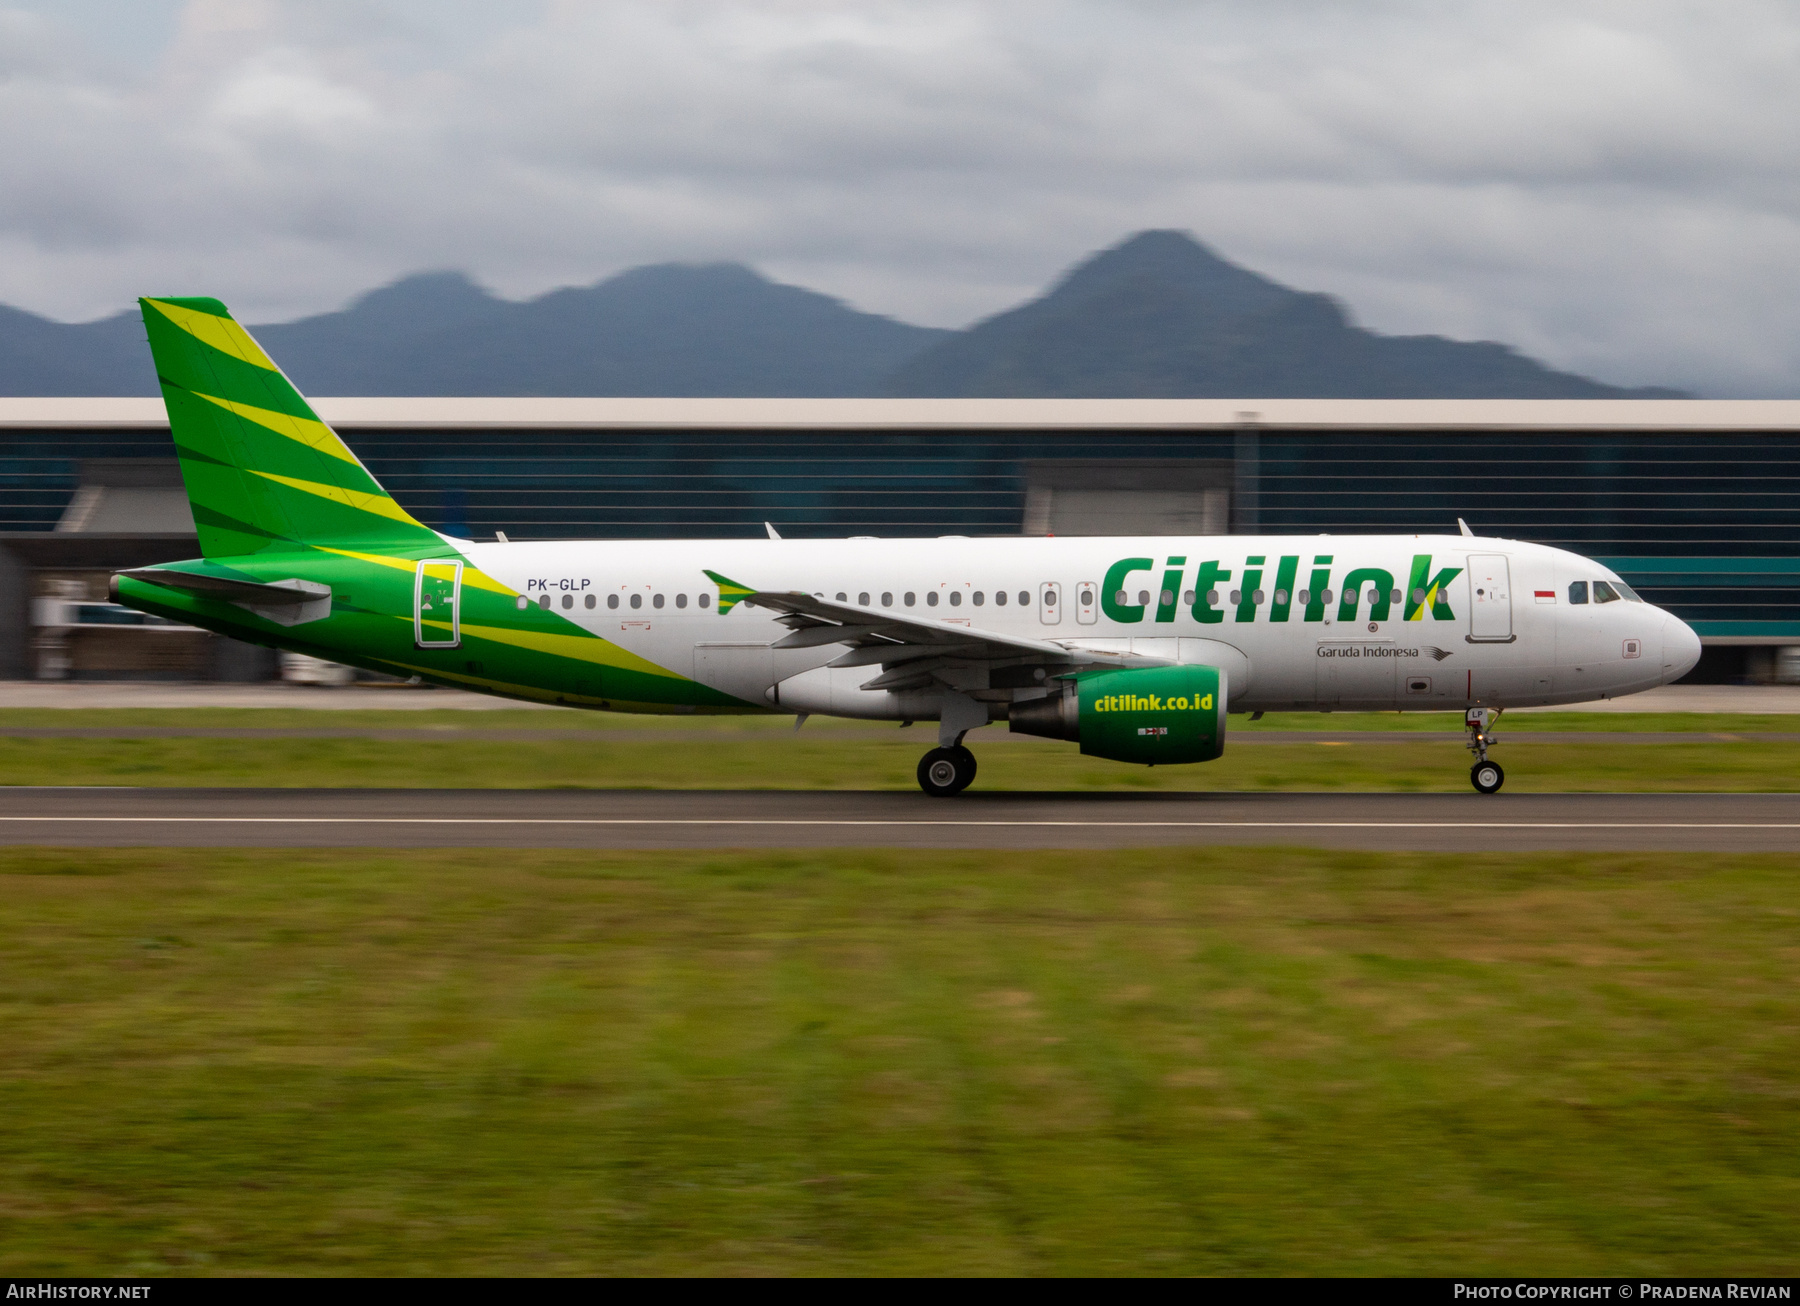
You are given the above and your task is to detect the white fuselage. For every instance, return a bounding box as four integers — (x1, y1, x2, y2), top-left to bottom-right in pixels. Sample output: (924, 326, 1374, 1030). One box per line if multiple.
(460, 532, 1702, 716)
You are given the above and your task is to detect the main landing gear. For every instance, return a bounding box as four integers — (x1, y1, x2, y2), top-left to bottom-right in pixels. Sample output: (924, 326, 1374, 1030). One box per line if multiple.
(1466, 707, 1504, 794)
(918, 745, 978, 797)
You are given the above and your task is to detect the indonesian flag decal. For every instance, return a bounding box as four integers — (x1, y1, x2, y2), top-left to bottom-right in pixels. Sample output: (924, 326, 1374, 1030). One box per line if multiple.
(1535, 589, 1556, 603)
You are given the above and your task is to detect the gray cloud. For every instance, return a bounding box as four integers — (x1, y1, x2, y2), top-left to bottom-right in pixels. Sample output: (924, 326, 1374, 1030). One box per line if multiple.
(0, 0, 1796, 393)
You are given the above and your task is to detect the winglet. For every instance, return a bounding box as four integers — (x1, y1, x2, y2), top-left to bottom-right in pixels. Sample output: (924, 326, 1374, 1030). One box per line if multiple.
(765, 522, 782, 540)
(1457, 518, 1474, 537)
(703, 568, 756, 615)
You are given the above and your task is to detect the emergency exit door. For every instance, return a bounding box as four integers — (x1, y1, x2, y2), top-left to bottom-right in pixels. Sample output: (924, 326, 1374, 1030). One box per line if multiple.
(414, 559, 462, 648)
(1466, 554, 1513, 642)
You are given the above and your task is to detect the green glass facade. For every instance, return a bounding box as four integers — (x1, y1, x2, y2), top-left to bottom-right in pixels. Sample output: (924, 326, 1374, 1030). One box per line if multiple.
(7, 422, 1800, 641)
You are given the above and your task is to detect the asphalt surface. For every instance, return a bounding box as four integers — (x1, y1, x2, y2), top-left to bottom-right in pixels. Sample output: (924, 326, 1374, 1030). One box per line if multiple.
(9, 787, 1800, 850)
(11, 680, 1800, 711)
(3, 726, 1793, 743)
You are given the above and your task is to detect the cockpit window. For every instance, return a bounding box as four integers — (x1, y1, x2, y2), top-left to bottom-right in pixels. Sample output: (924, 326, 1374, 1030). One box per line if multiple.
(1568, 581, 1588, 605)
(1614, 581, 1643, 602)
(1593, 580, 1621, 604)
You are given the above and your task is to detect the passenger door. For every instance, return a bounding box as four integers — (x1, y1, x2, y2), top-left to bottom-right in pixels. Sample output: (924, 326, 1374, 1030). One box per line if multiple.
(1466, 554, 1514, 643)
(414, 560, 462, 649)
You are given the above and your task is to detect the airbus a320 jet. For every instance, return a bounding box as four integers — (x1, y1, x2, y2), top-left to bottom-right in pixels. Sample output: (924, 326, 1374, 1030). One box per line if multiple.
(112, 298, 1703, 795)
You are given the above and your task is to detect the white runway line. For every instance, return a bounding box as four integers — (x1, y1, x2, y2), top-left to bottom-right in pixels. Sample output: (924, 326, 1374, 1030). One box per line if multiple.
(4, 817, 1800, 830)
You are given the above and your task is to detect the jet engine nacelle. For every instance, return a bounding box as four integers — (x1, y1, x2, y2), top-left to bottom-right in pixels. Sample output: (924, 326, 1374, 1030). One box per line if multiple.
(1009, 665, 1226, 765)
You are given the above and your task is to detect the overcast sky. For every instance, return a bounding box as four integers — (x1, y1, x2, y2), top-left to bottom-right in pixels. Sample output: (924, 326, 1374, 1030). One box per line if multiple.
(2, 0, 1797, 394)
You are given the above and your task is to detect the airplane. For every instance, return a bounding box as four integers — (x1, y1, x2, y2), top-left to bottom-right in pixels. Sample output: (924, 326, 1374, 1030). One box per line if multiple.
(111, 297, 1704, 796)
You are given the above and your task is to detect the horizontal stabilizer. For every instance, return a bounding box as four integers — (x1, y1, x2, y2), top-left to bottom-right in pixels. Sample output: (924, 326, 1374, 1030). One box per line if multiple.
(116, 567, 330, 606)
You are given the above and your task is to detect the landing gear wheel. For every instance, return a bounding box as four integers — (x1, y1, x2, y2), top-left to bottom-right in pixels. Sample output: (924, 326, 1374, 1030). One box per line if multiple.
(1471, 760, 1505, 794)
(918, 745, 977, 797)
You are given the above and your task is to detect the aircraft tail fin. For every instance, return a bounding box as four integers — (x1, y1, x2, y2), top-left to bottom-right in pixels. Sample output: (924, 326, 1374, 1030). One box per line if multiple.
(139, 296, 442, 558)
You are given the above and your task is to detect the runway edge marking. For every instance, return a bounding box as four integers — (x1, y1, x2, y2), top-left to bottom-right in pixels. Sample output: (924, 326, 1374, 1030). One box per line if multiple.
(5, 817, 1800, 830)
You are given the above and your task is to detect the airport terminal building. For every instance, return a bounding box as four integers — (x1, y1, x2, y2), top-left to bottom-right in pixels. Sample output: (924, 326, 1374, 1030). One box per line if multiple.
(4, 396, 1799, 682)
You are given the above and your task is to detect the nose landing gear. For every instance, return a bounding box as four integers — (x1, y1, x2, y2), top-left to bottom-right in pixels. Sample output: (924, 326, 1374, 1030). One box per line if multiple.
(1466, 707, 1504, 793)
(1471, 758, 1505, 794)
(918, 745, 977, 797)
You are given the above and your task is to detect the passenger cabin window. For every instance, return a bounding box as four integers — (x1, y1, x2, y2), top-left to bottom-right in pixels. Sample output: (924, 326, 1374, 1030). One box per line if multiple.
(1019, 591, 1031, 606)
(973, 592, 984, 605)
(608, 594, 619, 609)
(562, 594, 573, 609)
(881, 592, 892, 607)
(996, 591, 1008, 606)
(949, 592, 961, 606)
(676, 593, 687, 608)
(538, 595, 550, 609)
(1568, 582, 1588, 604)
(859, 592, 870, 606)
(1593, 581, 1621, 604)
(653, 594, 665, 609)
(698, 594, 711, 608)
(630, 594, 642, 609)
(927, 592, 939, 607)
(904, 592, 916, 606)
(584, 594, 595, 609)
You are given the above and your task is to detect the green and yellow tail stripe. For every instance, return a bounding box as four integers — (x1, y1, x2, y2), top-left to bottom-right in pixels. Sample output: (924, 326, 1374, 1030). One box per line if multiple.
(246, 470, 422, 526)
(315, 545, 517, 597)
(141, 295, 445, 558)
(193, 392, 361, 466)
(145, 299, 278, 371)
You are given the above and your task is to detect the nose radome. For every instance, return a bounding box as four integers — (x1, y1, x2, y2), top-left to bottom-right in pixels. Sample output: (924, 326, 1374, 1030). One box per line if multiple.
(1661, 614, 1702, 684)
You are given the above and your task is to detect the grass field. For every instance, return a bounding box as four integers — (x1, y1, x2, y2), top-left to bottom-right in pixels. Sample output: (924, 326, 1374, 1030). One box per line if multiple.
(4, 708, 1800, 791)
(2, 845, 1795, 1275)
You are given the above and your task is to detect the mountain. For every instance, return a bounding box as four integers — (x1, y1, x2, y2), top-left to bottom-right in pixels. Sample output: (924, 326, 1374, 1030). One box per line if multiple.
(0, 264, 951, 397)
(0, 303, 152, 395)
(0, 232, 1684, 397)
(255, 264, 950, 396)
(885, 230, 1683, 398)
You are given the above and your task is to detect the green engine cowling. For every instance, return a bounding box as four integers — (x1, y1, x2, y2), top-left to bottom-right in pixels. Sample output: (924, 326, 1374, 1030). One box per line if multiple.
(1008, 665, 1226, 765)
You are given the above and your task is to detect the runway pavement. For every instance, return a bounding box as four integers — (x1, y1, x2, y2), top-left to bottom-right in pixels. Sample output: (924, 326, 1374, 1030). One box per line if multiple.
(4, 725, 1795, 742)
(7, 680, 1800, 712)
(7, 787, 1800, 850)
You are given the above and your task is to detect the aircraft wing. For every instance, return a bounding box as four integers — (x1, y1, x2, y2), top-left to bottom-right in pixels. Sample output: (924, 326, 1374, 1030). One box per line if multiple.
(741, 589, 1167, 691)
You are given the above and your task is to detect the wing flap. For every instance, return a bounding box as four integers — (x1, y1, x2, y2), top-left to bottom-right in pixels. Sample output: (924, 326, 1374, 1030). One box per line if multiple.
(744, 590, 1075, 663)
